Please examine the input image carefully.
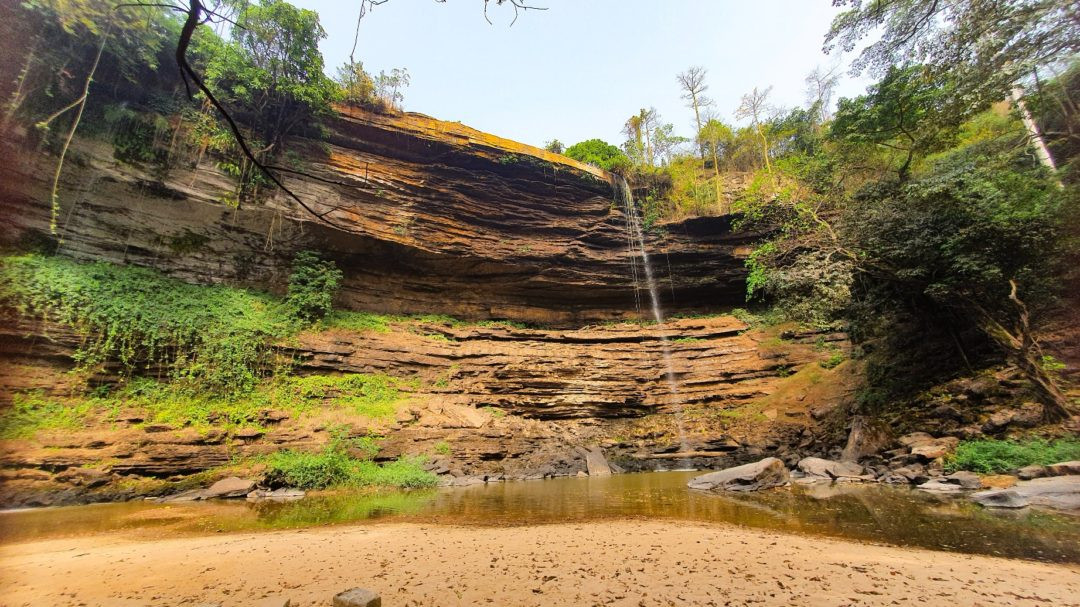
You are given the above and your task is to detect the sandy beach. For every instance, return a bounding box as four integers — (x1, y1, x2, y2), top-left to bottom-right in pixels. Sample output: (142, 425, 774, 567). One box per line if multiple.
(2, 519, 1079, 606)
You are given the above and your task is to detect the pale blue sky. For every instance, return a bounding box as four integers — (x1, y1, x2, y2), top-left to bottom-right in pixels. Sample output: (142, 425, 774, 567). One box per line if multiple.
(291, 0, 871, 148)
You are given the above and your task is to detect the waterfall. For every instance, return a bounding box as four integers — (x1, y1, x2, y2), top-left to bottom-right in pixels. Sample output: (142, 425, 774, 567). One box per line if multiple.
(614, 177, 690, 462)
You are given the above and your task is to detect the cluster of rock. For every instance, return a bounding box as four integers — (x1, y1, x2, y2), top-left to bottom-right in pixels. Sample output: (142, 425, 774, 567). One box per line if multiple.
(427, 444, 619, 487)
(160, 477, 304, 503)
(686, 444, 1080, 512)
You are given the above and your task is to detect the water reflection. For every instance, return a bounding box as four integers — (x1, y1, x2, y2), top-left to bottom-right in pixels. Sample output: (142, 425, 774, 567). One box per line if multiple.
(2, 471, 1078, 563)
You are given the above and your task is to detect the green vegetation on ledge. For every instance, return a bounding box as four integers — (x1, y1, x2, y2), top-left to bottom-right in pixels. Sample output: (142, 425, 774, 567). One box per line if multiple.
(0, 372, 410, 439)
(264, 432, 436, 490)
(0, 254, 297, 394)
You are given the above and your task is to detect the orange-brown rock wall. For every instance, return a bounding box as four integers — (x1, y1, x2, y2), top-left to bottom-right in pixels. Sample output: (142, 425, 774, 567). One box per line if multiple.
(0, 108, 756, 326)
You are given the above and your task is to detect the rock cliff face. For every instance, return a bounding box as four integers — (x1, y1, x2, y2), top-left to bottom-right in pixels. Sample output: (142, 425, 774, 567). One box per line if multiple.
(0, 313, 854, 506)
(0, 106, 756, 326)
(0, 108, 857, 506)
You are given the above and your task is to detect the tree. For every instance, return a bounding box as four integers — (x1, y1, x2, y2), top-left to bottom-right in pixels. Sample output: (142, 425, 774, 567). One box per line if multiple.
(830, 65, 957, 180)
(826, 0, 1079, 102)
(335, 59, 376, 107)
(623, 108, 660, 167)
(844, 140, 1077, 419)
(698, 118, 733, 210)
(735, 86, 774, 173)
(564, 138, 629, 172)
(825, 0, 1080, 170)
(805, 65, 840, 124)
(677, 66, 712, 160)
(543, 139, 564, 154)
(374, 67, 410, 110)
(205, 0, 335, 154)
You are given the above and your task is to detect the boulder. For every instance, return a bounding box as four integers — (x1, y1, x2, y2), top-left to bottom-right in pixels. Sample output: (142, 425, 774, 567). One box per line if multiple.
(333, 588, 381, 607)
(203, 477, 256, 499)
(889, 464, 929, 484)
(981, 402, 1044, 433)
(917, 471, 981, 492)
(911, 444, 950, 460)
(972, 489, 1029, 509)
(159, 488, 207, 502)
(898, 433, 959, 461)
(943, 470, 982, 490)
(1046, 461, 1080, 477)
(841, 416, 892, 461)
(1017, 465, 1047, 480)
(1009, 476, 1080, 511)
(247, 488, 305, 501)
(796, 457, 866, 480)
(585, 447, 612, 477)
(916, 479, 963, 493)
(687, 458, 789, 492)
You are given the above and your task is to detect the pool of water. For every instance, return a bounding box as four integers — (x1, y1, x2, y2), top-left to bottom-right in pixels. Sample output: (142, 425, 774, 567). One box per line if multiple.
(3, 471, 1079, 563)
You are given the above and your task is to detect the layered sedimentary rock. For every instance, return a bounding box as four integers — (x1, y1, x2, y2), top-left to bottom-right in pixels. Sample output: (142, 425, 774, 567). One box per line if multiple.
(0, 107, 756, 326)
(0, 314, 854, 505)
(0, 108, 855, 506)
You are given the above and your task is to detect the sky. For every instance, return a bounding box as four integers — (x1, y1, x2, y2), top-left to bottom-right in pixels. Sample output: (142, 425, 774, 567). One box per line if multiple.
(290, 0, 873, 149)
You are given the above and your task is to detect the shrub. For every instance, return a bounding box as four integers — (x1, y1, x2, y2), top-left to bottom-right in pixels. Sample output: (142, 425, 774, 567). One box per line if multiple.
(820, 352, 845, 369)
(564, 139, 630, 172)
(945, 438, 1080, 474)
(285, 251, 343, 322)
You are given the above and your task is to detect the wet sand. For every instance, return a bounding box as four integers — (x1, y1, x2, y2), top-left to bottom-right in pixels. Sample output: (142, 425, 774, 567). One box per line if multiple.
(2, 519, 1079, 606)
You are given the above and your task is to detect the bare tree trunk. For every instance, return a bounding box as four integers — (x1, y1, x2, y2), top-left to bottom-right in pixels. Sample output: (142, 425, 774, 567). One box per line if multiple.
(49, 20, 112, 234)
(1011, 86, 1057, 172)
(756, 125, 771, 173)
(710, 144, 723, 212)
(980, 281, 1075, 421)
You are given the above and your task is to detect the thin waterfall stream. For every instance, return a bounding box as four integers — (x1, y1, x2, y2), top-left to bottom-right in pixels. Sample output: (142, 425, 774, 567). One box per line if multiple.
(615, 177, 691, 463)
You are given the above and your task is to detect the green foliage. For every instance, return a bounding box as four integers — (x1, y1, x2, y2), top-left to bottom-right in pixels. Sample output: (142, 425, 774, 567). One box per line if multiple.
(321, 310, 394, 333)
(820, 351, 845, 370)
(285, 251, 343, 322)
(565, 138, 630, 172)
(8, 1, 176, 135)
(79, 372, 403, 432)
(0, 392, 92, 439)
(271, 373, 404, 419)
(854, 143, 1064, 304)
(102, 104, 171, 167)
(265, 443, 435, 490)
(433, 440, 452, 455)
(0, 254, 295, 394)
(1, 369, 408, 440)
(204, 0, 335, 149)
(543, 139, 565, 154)
(831, 65, 959, 178)
(945, 438, 1080, 474)
(335, 59, 377, 108)
(825, 0, 1079, 116)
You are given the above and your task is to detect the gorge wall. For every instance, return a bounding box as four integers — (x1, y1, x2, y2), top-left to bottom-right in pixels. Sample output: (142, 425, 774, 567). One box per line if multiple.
(0, 106, 757, 326)
(0, 107, 857, 506)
